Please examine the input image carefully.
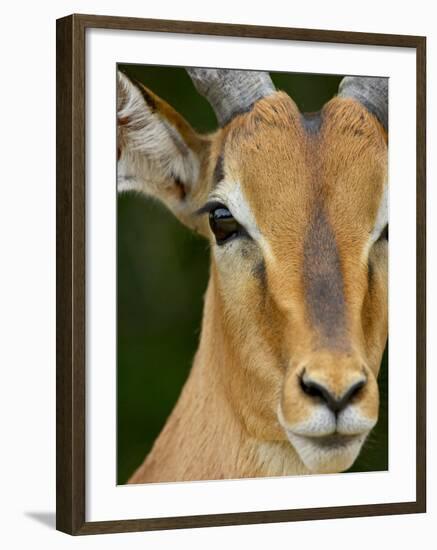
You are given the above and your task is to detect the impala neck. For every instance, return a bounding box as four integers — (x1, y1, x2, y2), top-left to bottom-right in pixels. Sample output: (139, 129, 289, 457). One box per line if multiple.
(129, 276, 307, 484)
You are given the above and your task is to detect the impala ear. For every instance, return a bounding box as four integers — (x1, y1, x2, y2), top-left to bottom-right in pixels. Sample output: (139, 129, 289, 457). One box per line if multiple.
(117, 71, 209, 222)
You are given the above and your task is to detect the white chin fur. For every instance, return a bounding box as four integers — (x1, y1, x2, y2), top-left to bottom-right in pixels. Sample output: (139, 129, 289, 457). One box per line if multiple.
(286, 432, 368, 474)
(277, 404, 374, 473)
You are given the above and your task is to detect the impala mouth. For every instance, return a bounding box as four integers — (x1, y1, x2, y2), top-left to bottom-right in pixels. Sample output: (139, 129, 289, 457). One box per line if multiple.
(276, 403, 373, 472)
(303, 433, 360, 450)
(286, 431, 367, 473)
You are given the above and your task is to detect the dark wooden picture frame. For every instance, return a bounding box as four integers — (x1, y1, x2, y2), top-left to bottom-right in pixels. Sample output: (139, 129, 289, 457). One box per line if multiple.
(56, 13, 426, 536)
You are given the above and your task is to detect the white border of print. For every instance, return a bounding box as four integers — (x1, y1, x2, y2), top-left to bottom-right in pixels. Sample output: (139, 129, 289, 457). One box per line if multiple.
(85, 28, 416, 522)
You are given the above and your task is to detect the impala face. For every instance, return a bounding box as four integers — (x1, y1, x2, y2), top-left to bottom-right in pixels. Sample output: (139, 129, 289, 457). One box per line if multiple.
(117, 70, 388, 475)
(199, 94, 388, 473)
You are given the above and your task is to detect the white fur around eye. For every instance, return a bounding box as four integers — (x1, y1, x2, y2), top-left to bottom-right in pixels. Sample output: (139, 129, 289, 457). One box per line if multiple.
(209, 181, 273, 258)
(361, 183, 388, 261)
(370, 183, 388, 244)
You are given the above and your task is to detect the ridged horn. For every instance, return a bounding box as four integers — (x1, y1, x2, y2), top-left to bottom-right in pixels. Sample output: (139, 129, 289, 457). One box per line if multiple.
(338, 76, 388, 131)
(186, 68, 276, 127)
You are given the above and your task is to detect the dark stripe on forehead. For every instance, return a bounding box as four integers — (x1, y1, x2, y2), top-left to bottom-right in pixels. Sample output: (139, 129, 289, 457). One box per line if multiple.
(303, 207, 347, 346)
(301, 111, 323, 134)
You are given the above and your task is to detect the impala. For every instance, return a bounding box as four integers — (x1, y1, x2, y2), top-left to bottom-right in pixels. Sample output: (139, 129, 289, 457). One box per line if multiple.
(117, 68, 388, 483)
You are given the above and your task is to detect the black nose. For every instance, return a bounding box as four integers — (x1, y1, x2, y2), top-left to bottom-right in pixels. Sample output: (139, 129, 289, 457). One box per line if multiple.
(300, 374, 366, 414)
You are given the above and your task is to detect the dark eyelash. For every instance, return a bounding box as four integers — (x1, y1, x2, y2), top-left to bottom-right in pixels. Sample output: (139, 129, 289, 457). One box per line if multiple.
(194, 200, 227, 216)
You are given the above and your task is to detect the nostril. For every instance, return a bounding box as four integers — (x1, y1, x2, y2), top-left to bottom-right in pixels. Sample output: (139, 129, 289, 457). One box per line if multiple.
(345, 379, 366, 403)
(300, 372, 366, 414)
(300, 376, 337, 410)
(300, 377, 325, 399)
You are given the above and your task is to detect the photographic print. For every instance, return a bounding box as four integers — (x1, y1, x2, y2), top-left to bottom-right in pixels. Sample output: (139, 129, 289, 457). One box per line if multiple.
(117, 65, 389, 485)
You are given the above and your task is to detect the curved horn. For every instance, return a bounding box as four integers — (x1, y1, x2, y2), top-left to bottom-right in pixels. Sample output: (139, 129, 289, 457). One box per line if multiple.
(338, 76, 388, 131)
(186, 68, 276, 127)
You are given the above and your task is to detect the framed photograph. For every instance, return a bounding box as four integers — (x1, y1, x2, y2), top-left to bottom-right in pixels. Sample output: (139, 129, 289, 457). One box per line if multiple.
(56, 14, 426, 535)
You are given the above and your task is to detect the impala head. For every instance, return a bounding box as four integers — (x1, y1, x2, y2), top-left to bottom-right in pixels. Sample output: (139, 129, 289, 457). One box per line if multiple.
(117, 68, 388, 474)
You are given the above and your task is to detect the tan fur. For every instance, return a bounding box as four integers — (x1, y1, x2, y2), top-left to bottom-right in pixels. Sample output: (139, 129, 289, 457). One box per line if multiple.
(120, 83, 388, 483)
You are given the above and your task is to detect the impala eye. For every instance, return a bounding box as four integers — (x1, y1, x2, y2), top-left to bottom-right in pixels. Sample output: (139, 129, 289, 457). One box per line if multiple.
(209, 206, 240, 245)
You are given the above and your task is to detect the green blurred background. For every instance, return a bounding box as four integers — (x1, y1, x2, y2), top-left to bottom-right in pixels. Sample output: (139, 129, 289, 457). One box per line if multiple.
(117, 65, 388, 484)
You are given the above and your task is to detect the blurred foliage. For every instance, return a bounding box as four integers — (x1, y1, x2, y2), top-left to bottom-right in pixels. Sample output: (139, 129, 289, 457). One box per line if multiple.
(117, 65, 388, 484)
